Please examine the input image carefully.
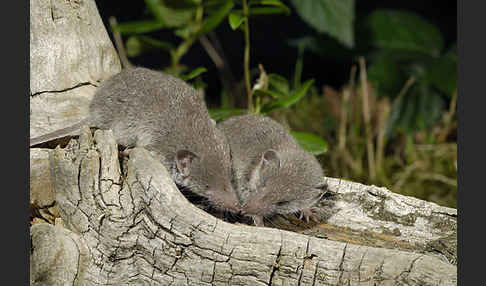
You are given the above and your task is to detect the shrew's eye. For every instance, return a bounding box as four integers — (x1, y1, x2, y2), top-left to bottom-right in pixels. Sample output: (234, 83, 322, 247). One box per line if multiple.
(276, 200, 291, 206)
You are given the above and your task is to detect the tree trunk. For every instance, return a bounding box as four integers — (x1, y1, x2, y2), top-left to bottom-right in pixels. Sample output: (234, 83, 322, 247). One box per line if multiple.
(30, 128, 457, 285)
(29, 0, 121, 223)
(30, 0, 121, 138)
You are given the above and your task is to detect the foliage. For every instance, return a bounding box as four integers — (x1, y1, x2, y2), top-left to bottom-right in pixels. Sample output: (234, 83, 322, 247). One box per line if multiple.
(365, 10, 456, 136)
(289, 0, 355, 48)
(282, 77, 457, 207)
(287, 6, 457, 138)
(279, 3, 456, 207)
(108, 0, 456, 207)
(113, 0, 235, 76)
(113, 0, 289, 76)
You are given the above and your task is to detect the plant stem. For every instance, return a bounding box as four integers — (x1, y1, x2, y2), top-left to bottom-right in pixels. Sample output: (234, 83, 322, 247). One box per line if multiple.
(393, 161, 421, 191)
(170, 6, 204, 72)
(195, 5, 204, 23)
(359, 57, 376, 182)
(242, 0, 252, 112)
(293, 46, 304, 88)
(338, 65, 356, 151)
(171, 37, 196, 69)
(437, 89, 457, 143)
(375, 97, 391, 180)
(416, 172, 457, 187)
(338, 88, 351, 151)
(395, 76, 416, 103)
(108, 16, 133, 69)
(199, 36, 224, 69)
(341, 148, 363, 175)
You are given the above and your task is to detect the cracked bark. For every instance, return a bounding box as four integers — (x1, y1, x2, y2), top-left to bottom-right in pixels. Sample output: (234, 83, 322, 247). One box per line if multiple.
(30, 82, 99, 98)
(30, 128, 457, 285)
(30, 0, 121, 138)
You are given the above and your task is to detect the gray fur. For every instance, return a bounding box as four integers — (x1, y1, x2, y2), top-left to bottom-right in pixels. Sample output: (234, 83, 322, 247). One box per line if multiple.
(30, 67, 239, 213)
(217, 114, 327, 225)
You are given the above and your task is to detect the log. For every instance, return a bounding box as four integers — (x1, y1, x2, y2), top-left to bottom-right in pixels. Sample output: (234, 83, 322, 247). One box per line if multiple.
(30, 128, 457, 285)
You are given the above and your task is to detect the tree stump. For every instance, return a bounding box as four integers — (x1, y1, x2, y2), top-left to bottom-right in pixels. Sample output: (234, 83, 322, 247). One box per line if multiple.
(30, 0, 121, 138)
(30, 128, 457, 285)
(29, 0, 121, 225)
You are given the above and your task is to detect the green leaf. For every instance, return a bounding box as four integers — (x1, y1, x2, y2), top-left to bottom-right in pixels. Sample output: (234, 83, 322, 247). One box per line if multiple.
(367, 10, 444, 57)
(163, 64, 189, 77)
(186, 0, 201, 5)
(290, 131, 328, 155)
(192, 79, 207, 90)
(367, 53, 406, 98)
(198, 0, 234, 36)
(249, 0, 291, 14)
(174, 27, 191, 39)
(112, 20, 166, 35)
(145, 0, 196, 28)
(249, 0, 284, 6)
(163, 0, 201, 7)
(416, 85, 445, 130)
(231, 6, 290, 16)
(126, 36, 175, 58)
(290, 0, 355, 48)
(204, 0, 232, 7)
(386, 83, 445, 136)
(180, 67, 207, 81)
(144, 0, 168, 23)
(248, 7, 290, 15)
(261, 79, 314, 113)
(228, 12, 245, 30)
(253, 89, 283, 99)
(142, 36, 175, 50)
(125, 37, 144, 57)
(252, 7, 290, 16)
(426, 47, 457, 95)
(268, 73, 290, 96)
(209, 108, 248, 122)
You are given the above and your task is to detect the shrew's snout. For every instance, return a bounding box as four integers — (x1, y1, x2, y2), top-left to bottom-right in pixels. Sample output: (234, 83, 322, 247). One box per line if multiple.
(240, 199, 265, 216)
(211, 186, 241, 213)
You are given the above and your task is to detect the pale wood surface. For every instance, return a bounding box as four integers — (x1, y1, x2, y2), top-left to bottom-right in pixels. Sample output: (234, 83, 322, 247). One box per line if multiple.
(30, 0, 121, 138)
(30, 129, 456, 285)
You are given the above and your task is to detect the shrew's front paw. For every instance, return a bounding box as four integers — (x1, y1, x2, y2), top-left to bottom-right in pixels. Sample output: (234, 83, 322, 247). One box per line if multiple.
(298, 208, 320, 223)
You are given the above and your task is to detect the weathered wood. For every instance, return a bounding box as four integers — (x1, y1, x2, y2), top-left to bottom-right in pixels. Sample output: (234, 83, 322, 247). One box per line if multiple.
(30, 128, 457, 285)
(30, 0, 121, 138)
(30, 149, 54, 208)
(270, 178, 457, 265)
(30, 148, 61, 225)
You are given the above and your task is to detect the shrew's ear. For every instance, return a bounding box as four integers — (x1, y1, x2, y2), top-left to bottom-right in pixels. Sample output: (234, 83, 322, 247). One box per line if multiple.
(175, 150, 198, 177)
(249, 149, 280, 190)
(262, 149, 280, 169)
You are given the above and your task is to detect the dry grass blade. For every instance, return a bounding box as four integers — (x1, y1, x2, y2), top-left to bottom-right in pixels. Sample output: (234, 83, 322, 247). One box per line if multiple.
(109, 16, 133, 69)
(359, 57, 376, 181)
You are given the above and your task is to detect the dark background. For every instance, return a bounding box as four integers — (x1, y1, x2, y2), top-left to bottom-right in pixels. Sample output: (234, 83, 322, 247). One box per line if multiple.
(94, 1, 457, 106)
